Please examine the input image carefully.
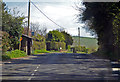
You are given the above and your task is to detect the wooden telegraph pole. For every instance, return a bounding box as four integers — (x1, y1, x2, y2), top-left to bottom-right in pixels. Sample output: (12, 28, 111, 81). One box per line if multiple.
(26, 0, 31, 55)
(78, 27, 80, 47)
(27, 0, 31, 36)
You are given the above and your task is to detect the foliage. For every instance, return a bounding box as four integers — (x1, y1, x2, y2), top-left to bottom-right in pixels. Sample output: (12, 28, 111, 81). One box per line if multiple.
(32, 33, 46, 50)
(5, 49, 27, 59)
(46, 30, 65, 42)
(2, 55, 11, 61)
(32, 41, 46, 50)
(77, 2, 120, 60)
(33, 34, 45, 42)
(46, 41, 66, 51)
(61, 31, 73, 49)
(67, 45, 71, 51)
(2, 31, 11, 53)
(74, 46, 88, 53)
(2, 3, 25, 49)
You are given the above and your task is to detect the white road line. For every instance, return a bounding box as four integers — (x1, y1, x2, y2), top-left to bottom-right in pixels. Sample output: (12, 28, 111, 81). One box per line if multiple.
(31, 73, 34, 75)
(28, 64, 40, 80)
(112, 68, 120, 71)
(37, 67, 39, 68)
(34, 70, 37, 72)
(28, 78, 31, 80)
(111, 62, 119, 64)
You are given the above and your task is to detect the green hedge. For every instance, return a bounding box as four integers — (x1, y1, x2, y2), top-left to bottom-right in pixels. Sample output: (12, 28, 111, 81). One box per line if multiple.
(46, 41, 66, 51)
(32, 41, 46, 50)
(73, 46, 88, 53)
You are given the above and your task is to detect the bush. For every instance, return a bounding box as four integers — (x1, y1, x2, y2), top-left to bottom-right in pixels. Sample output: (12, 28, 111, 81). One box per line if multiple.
(32, 41, 46, 50)
(67, 45, 71, 51)
(46, 41, 66, 51)
(2, 55, 11, 60)
(2, 31, 11, 53)
(5, 49, 27, 59)
(74, 46, 88, 53)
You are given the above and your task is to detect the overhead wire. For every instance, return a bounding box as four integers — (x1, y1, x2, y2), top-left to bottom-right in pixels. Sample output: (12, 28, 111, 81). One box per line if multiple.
(31, 1, 65, 29)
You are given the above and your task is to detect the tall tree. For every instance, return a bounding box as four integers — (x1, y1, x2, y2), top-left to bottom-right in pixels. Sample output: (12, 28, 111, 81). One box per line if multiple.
(61, 31, 73, 49)
(77, 2, 120, 60)
(46, 30, 65, 42)
(30, 22, 47, 36)
(2, 2, 25, 49)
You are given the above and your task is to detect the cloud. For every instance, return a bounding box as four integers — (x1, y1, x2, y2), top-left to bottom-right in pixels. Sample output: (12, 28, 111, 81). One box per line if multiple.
(3, 0, 95, 37)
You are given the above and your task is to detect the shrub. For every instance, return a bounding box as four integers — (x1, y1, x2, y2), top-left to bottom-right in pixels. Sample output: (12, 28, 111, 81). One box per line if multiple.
(32, 41, 46, 50)
(5, 49, 27, 59)
(74, 46, 88, 53)
(2, 55, 11, 60)
(46, 41, 66, 51)
(2, 31, 11, 53)
(67, 45, 71, 51)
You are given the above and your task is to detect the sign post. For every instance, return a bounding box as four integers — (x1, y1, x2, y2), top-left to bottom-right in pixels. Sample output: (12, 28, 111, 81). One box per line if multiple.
(19, 37, 22, 50)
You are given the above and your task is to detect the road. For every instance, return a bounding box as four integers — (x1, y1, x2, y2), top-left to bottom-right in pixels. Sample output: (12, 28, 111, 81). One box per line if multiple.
(2, 53, 119, 80)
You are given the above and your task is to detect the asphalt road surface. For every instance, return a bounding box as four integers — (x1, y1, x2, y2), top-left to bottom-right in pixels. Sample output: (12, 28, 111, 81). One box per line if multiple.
(2, 53, 119, 80)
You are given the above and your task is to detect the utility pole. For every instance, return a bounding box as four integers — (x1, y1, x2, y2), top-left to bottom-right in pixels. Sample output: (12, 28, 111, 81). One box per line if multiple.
(27, 0, 31, 36)
(78, 27, 80, 47)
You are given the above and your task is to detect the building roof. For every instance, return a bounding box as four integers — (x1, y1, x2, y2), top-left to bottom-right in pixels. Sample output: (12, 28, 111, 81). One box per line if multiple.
(22, 34, 33, 39)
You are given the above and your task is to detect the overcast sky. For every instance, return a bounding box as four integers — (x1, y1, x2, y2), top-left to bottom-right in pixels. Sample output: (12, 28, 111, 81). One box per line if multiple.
(3, 0, 95, 37)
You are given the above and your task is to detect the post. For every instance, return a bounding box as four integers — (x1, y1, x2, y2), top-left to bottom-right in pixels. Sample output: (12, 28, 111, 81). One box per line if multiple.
(78, 27, 80, 46)
(78, 27, 80, 52)
(27, 0, 31, 36)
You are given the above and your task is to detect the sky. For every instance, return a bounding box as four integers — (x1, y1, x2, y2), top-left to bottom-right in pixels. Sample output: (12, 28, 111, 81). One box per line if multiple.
(3, 0, 95, 37)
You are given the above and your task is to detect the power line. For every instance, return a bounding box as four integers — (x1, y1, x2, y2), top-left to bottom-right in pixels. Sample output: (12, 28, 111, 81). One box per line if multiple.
(31, 1, 65, 29)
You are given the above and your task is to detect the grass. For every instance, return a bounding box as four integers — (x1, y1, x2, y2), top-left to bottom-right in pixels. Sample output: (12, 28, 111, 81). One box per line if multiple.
(2, 49, 27, 60)
(72, 36, 98, 51)
(33, 49, 88, 54)
(33, 49, 50, 54)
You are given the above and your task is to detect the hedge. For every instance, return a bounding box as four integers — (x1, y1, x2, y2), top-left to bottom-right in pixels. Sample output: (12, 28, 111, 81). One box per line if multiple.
(46, 41, 66, 51)
(32, 41, 46, 50)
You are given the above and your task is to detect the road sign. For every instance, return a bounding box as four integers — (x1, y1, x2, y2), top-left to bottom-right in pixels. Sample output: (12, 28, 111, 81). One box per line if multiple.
(20, 37, 23, 41)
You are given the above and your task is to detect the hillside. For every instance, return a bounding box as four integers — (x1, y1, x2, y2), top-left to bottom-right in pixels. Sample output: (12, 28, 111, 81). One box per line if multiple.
(72, 36, 98, 50)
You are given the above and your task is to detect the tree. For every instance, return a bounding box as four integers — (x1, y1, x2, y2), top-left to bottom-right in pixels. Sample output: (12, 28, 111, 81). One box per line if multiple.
(2, 31, 11, 53)
(2, 2, 25, 49)
(56, 28, 65, 32)
(46, 30, 65, 42)
(61, 31, 73, 49)
(30, 22, 47, 36)
(77, 2, 120, 60)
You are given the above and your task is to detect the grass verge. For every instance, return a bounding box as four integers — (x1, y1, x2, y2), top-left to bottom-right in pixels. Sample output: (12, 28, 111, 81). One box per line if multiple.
(2, 49, 27, 60)
(33, 49, 50, 55)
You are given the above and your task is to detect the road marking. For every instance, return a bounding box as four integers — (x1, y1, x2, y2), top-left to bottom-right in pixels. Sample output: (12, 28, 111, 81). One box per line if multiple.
(28, 78, 31, 80)
(111, 62, 119, 64)
(112, 68, 120, 71)
(28, 64, 40, 80)
(37, 67, 39, 68)
(31, 73, 34, 75)
(34, 70, 37, 72)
